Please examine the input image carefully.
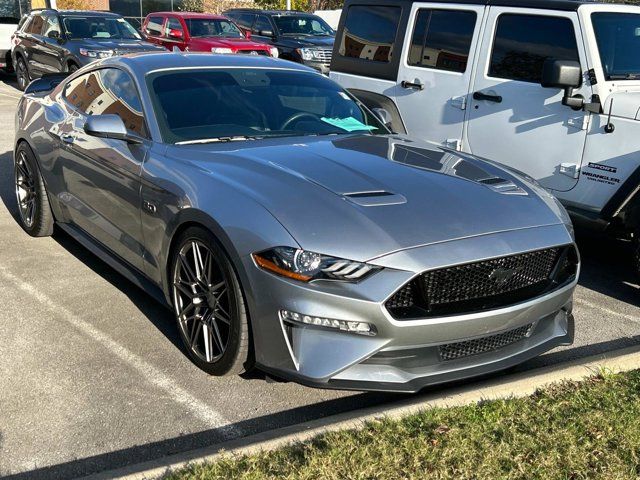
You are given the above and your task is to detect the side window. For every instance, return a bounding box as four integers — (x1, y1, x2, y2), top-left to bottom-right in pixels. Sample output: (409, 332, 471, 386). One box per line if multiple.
(338, 5, 401, 63)
(489, 14, 579, 83)
(165, 17, 183, 38)
(235, 13, 255, 29)
(65, 69, 147, 137)
(408, 9, 476, 73)
(253, 15, 272, 34)
(41, 14, 61, 38)
(146, 16, 164, 36)
(27, 14, 44, 35)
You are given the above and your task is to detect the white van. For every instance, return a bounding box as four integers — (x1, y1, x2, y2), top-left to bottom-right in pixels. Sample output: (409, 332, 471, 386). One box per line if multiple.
(1, 0, 28, 73)
(330, 0, 640, 275)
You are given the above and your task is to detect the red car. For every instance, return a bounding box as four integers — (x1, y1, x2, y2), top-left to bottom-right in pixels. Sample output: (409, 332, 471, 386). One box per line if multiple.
(142, 12, 278, 57)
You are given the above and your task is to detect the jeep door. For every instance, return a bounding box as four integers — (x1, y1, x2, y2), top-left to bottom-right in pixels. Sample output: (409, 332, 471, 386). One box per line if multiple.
(465, 8, 590, 192)
(394, 3, 486, 150)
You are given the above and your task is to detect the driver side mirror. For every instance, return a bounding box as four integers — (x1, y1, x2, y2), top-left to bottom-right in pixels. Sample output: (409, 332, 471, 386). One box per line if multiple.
(47, 30, 60, 40)
(168, 28, 183, 40)
(541, 59, 583, 109)
(258, 29, 274, 38)
(84, 114, 143, 144)
(244, 29, 251, 39)
(372, 107, 393, 129)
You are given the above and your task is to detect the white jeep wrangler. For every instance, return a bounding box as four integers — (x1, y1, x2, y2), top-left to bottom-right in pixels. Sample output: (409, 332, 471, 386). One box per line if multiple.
(330, 0, 640, 275)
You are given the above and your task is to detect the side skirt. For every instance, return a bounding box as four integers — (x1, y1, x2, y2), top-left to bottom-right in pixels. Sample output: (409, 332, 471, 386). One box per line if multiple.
(56, 222, 170, 308)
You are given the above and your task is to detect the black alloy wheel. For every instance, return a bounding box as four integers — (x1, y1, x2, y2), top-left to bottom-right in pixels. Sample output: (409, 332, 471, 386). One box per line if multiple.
(14, 144, 54, 237)
(15, 57, 29, 91)
(171, 227, 251, 376)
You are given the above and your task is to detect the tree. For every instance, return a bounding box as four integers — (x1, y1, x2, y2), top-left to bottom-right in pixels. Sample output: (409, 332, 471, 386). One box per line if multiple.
(56, 0, 91, 8)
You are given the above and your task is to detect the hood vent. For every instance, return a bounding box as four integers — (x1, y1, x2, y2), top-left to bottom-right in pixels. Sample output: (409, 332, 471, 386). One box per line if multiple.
(343, 190, 407, 206)
(478, 177, 527, 195)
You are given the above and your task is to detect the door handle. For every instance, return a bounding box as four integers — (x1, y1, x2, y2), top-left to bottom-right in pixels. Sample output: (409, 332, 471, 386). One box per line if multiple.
(401, 80, 424, 91)
(473, 91, 502, 103)
(61, 134, 75, 144)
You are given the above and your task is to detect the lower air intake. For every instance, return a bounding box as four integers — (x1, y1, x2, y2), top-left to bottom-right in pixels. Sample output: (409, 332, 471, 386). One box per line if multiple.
(438, 323, 533, 361)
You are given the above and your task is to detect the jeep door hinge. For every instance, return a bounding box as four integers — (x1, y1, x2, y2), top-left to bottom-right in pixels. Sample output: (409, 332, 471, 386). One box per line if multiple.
(450, 95, 466, 110)
(559, 163, 580, 179)
(443, 138, 462, 150)
(567, 115, 589, 131)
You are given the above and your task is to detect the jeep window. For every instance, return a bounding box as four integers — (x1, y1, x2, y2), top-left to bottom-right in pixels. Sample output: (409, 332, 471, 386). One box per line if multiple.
(408, 9, 476, 73)
(338, 6, 401, 63)
(489, 14, 579, 83)
(64, 69, 147, 137)
(147, 68, 387, 144)
(273, 15, 334, 36)
(592, 13, 640, 80)
(185, 18, 243, 38)
(62, 16, 142, 40)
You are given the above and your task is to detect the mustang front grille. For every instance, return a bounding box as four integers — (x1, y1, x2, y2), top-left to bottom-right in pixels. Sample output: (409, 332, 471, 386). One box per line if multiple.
(386, 245, 578, 319)
(438, 323, 534, 361)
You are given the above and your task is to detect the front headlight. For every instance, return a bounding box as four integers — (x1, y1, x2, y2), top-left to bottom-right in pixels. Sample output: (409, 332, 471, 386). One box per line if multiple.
(253, 247, 379, 282)
(269, 46, 279, 58)
(211, 47, 233, 54)
(79, 48, 113, 58)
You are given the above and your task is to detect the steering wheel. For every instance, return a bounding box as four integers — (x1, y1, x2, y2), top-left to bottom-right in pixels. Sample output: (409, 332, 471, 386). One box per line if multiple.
(280, 112, 320, 131)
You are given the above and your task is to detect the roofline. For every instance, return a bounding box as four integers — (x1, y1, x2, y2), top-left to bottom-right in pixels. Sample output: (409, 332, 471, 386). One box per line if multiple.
(340, 0, 606, 12)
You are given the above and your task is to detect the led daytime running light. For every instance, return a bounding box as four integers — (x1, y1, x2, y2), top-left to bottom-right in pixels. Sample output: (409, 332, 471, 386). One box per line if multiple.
(280, 310, 376, 336)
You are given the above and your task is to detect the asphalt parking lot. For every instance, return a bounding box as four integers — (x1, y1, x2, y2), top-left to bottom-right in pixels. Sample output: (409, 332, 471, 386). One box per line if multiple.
(0, 72, 639, 480)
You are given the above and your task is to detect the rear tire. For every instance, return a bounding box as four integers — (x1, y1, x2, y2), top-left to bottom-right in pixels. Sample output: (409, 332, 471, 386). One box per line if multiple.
(15, 57, 29, 92)
(170, 227, 252, 376)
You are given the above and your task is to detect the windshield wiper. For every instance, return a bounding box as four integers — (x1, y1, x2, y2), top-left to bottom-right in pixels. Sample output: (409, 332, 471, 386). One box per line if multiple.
(176, 135, 263, 145)
(607, 73, 640, 80)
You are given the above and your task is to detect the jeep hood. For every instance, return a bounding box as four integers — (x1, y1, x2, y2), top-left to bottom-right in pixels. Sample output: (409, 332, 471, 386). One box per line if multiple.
(170, 135, 564, 262)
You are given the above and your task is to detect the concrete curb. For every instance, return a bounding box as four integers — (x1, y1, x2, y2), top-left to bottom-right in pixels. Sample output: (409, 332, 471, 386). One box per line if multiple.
(83, 345, 640, 480)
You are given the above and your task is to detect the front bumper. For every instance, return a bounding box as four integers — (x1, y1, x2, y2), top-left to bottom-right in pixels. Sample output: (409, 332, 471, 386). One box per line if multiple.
(302, 59, 330, 75)
(243, 224, 578, 393)
(0, 49, 10, 70)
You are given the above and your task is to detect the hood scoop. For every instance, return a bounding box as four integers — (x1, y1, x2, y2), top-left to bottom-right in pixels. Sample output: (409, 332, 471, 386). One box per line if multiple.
(478, 176, 527, 195)
(343, 190, 407, 206)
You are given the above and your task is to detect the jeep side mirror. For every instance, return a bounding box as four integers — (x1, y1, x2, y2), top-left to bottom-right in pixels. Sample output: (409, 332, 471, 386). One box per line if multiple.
(84, 115, 143, 144)
(541, 59, 583, 109)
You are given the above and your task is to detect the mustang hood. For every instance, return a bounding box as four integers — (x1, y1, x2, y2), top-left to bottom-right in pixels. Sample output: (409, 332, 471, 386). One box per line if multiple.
(173, 135, 564, 262)
(80, 39, 163, 53)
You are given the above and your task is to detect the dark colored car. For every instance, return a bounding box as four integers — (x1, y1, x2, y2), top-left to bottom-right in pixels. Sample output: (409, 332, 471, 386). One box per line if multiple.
(224, 9, 334, 73)
(11, 8, 164, 91)
(142, 12, 277, 57)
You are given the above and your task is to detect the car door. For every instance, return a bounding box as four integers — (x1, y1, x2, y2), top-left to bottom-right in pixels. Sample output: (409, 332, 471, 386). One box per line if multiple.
(394, 3, 486, 150)
(38, 13, 64, 73)
(465, 8, 590, 192)
(57, 67, 148, 270)
(22, 13, 45, 76)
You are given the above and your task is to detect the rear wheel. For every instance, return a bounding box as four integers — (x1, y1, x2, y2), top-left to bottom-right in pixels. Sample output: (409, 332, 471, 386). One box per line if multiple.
(14, 143, 54, 237)
(15, 57, 29, 91)
(170, 227, 252, 376)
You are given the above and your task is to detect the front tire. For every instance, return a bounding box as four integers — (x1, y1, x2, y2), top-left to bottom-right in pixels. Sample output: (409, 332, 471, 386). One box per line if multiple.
(14, 143, 54, 237)
(15, 57, 29, 92)
(170, 227, 252, 376)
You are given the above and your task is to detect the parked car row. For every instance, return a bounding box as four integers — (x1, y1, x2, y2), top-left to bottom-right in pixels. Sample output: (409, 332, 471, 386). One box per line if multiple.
(9, 8, 336, 91)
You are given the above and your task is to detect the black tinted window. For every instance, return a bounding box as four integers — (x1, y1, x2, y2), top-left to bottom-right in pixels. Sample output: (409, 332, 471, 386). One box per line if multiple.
(489, 14, 579, 83)
(408, 9, 476, 73)
(65, 69, 147, 137)
(253, 15, 272, 34)
(592, 13, 640, 80)
(339, 5, 401, 63)
(233, 13, 255, 29)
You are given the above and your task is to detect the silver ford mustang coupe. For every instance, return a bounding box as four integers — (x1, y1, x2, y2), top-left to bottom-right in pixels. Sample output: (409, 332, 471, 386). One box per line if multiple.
(14, 53, 579, 392)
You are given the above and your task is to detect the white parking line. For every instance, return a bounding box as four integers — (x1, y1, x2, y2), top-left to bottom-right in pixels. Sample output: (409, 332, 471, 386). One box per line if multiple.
(0, 265, 241, 439)
(576, 298, 640, 325)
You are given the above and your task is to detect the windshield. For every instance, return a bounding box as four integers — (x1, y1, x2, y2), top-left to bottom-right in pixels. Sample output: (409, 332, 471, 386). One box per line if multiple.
(147, 69, 385, 144)
(592, 12, 640, 80)
(273, 15, 334, 36)
(186, 18, 243, 38)
(62, 16, 141, 40)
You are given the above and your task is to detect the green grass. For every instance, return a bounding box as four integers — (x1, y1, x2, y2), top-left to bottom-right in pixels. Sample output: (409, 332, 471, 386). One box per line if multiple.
(167, 370, 640, 480)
